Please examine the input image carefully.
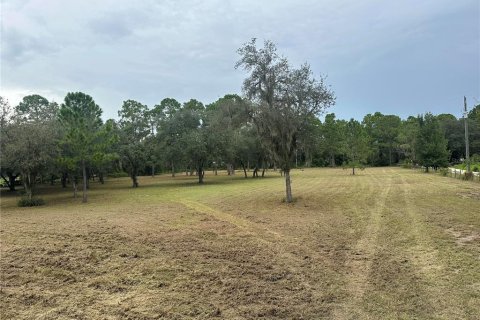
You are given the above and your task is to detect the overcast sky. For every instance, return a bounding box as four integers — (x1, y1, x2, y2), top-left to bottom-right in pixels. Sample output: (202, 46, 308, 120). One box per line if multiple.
(1, 0, 479, 120)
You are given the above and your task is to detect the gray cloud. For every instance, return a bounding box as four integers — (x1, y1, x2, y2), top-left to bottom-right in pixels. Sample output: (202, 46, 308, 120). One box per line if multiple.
(1, 0, 478, 120)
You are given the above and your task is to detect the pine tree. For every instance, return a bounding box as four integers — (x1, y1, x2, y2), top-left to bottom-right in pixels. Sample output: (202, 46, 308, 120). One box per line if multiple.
(416, 113, 450, 172)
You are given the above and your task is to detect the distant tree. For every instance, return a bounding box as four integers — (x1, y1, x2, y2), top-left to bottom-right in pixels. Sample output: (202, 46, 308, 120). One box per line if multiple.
(466, 105, 480, 156)
(416, 113, 449, 172)
(5, 122, 57, 200)
(59, 92, 107, 202)
(91, 119, 118, 184)
(0, 96, 11, 126)
(182, 128, 209, 183)
(362, 112, 401, 165)
(1, 95, 58, 200)
(343, 119, 370, 175)
(206, 94, 253, 175)
(178, 99, 210, 183)
(0, 97, 20, 191)
(183, 99, 204, 112)
(236, 38, 335, 202)
(377, 115, 401, 165)
(469, 104, 480, 123)
(117, 100, 151, 187)
(161, 100, 204, 177)
(15, 94, 59, 123)
(398, 116, 420, 164)
(296, 114, 322, 167)
(160, 98, 182, 118)
(436, 114, 464, 162)
(150, 98, 182, 176)
(321, 113, 345, 167)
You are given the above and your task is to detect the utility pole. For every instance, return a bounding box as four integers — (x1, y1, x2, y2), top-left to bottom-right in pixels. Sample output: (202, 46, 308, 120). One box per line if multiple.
(464, 96, 470, 172)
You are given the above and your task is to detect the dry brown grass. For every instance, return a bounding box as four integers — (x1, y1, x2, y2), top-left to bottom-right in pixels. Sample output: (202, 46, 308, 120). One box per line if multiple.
(1, 168, 479, 319)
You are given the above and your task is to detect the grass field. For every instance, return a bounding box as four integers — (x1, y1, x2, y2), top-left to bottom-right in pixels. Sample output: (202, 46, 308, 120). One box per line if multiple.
(1, 167, 479, 319)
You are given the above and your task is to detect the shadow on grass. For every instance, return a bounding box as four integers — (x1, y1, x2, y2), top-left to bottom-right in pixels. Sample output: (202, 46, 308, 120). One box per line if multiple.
(0, 173, 284, 209)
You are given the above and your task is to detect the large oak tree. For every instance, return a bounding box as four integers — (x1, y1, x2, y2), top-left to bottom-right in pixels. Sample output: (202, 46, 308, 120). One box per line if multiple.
(236, 39, 335, 202)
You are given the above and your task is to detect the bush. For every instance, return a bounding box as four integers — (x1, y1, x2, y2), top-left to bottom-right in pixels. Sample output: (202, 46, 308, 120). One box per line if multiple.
(463, 172, 474, 181)
(439, 168, 449, 176)
(108, 171, 129, 178)
(18, 197, 45, 207)
(401, 160, 413, 169)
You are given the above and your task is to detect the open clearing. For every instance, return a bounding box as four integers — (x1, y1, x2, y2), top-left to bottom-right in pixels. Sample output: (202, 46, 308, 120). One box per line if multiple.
(1, 167, 479, 319)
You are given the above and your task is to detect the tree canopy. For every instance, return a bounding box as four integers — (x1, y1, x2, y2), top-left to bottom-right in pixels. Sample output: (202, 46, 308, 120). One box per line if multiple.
(236, 38, 335, 202)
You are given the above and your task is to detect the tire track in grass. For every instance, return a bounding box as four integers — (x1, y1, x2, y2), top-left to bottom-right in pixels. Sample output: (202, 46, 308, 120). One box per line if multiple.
(399, 175, 468, 319)
(176, 170, 390, 318)
(177, 198, 282, 240)
(332, 173, 392, 319)
(175, 196, 350, 317)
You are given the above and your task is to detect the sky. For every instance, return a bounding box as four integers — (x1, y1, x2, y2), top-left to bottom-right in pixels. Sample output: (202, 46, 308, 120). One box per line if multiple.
(1, 0, 479, 121)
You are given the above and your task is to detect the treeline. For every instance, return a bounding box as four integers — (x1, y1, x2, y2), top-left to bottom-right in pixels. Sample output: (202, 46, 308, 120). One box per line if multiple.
(1, 39, 479, 205)
(319, 110, 480, 169)
(2, 93, 478, 197)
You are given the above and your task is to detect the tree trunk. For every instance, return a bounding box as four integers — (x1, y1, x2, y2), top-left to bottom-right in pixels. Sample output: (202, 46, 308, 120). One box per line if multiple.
(1, 173, 17, 191)
(284, 169, 293, 203)
(389, 146, 392, 166)
(73, 176, 78, 198)
(50, 175, 55, 186)
(23, 172, 34, 201)
(172, 162, 175, 177)
(295, 149, 298, 168)
(198, 165, 204, 184)
(253, 167, 258, 178)
(151, 164, 155, 177)
(330, 154, 336, 167)
(99, 172, 105, 184)
(82, 160, 87, 203)
(131, 173, 139, 188)
(61, 173, 67, 188)
(8, 174, 17, 191)
(86, 168, 90, 189)
(241, 162, 247, 178)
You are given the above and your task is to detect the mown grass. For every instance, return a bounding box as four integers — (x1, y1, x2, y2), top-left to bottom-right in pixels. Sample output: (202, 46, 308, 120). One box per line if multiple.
(1, 168, 479, 319)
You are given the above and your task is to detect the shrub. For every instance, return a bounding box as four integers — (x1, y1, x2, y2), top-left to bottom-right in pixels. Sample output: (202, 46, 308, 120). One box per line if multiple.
(439, 168, 448, 176)
(18, 197, 45, 207)
(401, 160, 413, 169)
(463, 172, 474, 181)
(108, 171, 129, 178)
